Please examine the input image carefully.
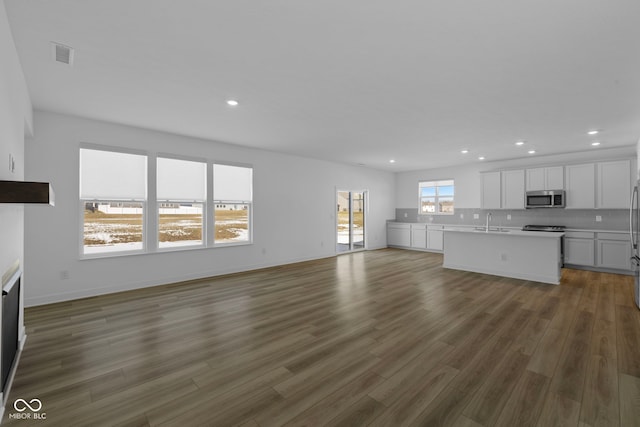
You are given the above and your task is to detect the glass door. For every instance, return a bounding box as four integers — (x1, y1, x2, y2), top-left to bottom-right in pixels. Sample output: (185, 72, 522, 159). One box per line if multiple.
(336, 190, 366, 253)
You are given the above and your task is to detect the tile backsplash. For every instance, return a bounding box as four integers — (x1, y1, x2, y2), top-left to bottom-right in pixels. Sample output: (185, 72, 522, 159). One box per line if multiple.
(394, 208, 629, 231)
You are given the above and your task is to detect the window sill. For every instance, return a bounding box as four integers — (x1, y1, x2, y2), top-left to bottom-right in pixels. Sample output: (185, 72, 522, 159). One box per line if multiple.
(80, 241, 253, 260)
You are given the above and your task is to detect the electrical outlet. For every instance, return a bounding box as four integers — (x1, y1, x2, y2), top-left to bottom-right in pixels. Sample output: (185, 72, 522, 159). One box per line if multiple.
(507, 214, 511, 220)
(404, 212, 408, 218)
(60, 270, 69, 280)
(595, 215, 602, 222)
(500, 253, 507, 261)
(459, 213, 464, 219)
(473, 214, 479, 219)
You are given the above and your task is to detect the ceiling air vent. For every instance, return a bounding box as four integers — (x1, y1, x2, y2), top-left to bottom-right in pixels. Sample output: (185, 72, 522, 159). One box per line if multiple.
(51, 42, 74, 66)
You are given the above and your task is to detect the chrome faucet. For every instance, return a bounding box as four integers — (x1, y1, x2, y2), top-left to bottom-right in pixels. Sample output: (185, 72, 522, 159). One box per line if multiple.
(486, 212, 492, 231)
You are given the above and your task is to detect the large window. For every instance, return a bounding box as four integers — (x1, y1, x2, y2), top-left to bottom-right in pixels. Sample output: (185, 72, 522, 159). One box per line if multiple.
(213, 164, 252, 244)
(80, 147, 253, 256)
(157, 157, 206, 249)
(419, 180, 454, 215)
(80, 148, 147, 254)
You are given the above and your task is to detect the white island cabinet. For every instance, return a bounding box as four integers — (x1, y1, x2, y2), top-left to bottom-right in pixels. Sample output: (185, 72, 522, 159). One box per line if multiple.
(443, 229, 563, 284)
(427, 225, 444, 251)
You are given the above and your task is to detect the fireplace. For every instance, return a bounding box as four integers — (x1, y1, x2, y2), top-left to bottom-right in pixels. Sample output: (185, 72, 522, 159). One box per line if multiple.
(2, 270, 20, 393)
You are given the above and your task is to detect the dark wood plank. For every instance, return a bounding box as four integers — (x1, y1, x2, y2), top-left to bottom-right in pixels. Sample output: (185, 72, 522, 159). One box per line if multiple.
(3, 250, 638, 427)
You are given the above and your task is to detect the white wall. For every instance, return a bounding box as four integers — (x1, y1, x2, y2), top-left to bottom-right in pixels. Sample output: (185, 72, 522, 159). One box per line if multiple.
(396, 146, 636, 209)
(0, 1, 33, 408)
(0, 2, 31, 277)
(24, 111, 395, 306)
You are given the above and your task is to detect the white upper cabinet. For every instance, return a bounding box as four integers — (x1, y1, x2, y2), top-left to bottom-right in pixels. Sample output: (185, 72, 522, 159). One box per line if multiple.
(565, 163, 595, 209)
(597, 160, 631, 209)
(526, 166, 564, 191)
(480, 158, 631, 210)
(481, 171, 501, 209)
(546, 166, 565, 190)
(501, 169, 525, 209)
(525, 168, 545, 191)
(481, 170, 524, 209)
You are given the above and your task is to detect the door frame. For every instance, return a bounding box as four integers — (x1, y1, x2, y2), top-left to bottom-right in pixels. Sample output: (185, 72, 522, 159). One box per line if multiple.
(335, 189, 368, 254)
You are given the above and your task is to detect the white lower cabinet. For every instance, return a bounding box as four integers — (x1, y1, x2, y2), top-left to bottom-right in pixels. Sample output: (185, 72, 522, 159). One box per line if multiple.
(564, 232, 595, 266)
(411, 224, 427, 249)
(387, 223, 411, 247)
(596, 233, 631, 270)
(387, 223, 443, 252)
(564, 231, 631, 272)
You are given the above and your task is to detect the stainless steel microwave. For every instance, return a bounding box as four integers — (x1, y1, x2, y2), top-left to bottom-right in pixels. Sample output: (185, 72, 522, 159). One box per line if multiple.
(525, 190, 565, 208)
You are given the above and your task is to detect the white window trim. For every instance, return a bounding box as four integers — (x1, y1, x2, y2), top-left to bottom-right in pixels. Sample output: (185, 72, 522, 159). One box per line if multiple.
(418, 179, 455, 216)
(212, 201, 253, 246)
(212, 161, 254, 246)
(79, 145, 255, 259)
(79, 199, 147, 258)
(156, 201, 207, 251)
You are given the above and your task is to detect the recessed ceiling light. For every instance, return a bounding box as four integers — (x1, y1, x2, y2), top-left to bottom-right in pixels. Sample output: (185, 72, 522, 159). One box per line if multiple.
(461, 149, 469, 154)
(588, 130, 599, 135)
(226, 99, 239, 106)
(515, 141, 525, 146)
(478, 156, 485, 160)
(591, 141, 601, 146)
(389, 159, 396, 163)
(528, 150, 536, 154)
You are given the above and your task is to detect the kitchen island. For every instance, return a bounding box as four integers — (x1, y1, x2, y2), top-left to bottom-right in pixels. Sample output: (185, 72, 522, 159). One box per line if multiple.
(443, 228, 564, 284)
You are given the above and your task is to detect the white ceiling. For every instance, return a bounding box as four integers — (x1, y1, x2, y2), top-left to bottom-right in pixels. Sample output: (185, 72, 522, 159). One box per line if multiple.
(5, 0, 640, 172)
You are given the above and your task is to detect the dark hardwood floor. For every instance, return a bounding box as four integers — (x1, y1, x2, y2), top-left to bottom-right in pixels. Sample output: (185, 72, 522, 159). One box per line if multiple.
(4, 249, 640, 426)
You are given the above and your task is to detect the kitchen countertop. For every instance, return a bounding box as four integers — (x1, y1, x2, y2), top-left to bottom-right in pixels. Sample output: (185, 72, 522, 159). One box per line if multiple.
(386, 220, 628, 234)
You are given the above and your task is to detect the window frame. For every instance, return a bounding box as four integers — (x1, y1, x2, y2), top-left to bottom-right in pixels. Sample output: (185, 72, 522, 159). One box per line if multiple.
(79, 144, 149, 258)
(418, 179, 455, 216)
(156, 154, 208, 251)
(78, 145, 254, 258)
(212, 161, 254, 246)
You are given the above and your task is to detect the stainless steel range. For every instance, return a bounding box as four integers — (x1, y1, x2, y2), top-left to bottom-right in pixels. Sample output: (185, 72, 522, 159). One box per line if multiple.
(522, 225, 566, 266)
